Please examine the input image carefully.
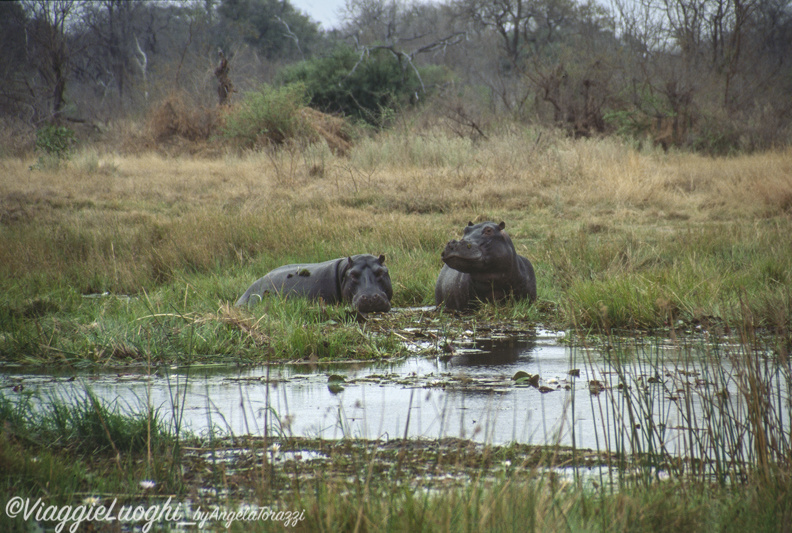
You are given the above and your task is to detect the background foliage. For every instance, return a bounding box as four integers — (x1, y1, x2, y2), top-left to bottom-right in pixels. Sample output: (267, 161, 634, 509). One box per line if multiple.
(0, 0, 791, 153)
(278, 45, 440, 126)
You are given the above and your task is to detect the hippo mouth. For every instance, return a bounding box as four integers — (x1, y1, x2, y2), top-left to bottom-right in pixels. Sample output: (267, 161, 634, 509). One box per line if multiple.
(441, 240, 487, 272)
(352, 292, 392, 313)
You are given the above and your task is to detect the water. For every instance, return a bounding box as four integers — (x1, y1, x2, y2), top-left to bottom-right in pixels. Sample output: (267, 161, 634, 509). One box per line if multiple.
(2, 328, 788, 461)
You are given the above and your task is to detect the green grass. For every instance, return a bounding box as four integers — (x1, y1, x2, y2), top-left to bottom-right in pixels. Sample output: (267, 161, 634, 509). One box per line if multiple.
(0, 388, 182, 533)
(1, 211, 790, 363)
(542, 221, 792, 332)
(0, 283, 414, 364)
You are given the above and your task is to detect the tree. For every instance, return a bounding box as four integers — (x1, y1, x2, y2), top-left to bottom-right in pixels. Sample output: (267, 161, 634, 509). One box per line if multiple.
(610, 0, 792, 151)
(340, 0, 464, 95)
(453, 0, 578, 66)
(79, 1, 152, 108)
(0, 2, 32, 118)
(453, 0, 621, 129)
(20, 0, 83, 122)
(217, 0, 321, 60)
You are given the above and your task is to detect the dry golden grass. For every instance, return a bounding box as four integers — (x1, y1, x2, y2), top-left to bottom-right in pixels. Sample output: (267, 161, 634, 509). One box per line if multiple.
(3, 127, 791, 228)
(349, 129, 792, 222)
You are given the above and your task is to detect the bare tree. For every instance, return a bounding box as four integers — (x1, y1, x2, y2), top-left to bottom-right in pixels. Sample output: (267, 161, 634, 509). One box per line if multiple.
(609, 0, 792, 150)
(134, 35, 149, 102)
(342, 0, 465, 93)
(80, 0, 151, 109)
(21, 0, 82, 122)
(453, 0, 579, 65)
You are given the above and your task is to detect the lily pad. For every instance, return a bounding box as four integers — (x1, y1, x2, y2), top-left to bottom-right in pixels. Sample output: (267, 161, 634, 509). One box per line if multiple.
(328, 383, 345, 394)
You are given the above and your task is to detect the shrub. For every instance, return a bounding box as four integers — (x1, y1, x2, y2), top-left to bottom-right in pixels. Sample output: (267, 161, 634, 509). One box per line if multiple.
(148, 92, 219, 142)
(221, 83, 314, 149)
(35, 124, 75, 159)
(278, 45, 433, 127)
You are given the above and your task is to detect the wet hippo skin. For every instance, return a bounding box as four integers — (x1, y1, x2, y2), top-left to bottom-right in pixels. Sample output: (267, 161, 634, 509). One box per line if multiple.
(435, 221, 536, 310)
(237, 254, 393, 313)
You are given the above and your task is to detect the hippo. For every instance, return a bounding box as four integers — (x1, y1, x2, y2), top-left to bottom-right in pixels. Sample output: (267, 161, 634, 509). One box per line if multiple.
(236, 254, 393, 313)
(434, 221, 536, 311)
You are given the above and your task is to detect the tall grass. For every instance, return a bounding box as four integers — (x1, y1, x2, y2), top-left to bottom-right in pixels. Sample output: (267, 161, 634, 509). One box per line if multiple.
(257, 323, 789, 532)
(572, 328, 791, 488)
(0, 386, 179, 503)
(1, 128, 791, 363)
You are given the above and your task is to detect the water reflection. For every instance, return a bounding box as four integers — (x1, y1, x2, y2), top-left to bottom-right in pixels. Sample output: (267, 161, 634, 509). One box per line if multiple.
(2, 330, 788, 466)
(447, 334, 537, 368)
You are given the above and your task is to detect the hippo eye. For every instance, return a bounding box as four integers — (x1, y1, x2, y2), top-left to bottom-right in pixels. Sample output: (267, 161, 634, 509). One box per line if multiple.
(483, 227, 494, 236)
(348, 271, 361, 280)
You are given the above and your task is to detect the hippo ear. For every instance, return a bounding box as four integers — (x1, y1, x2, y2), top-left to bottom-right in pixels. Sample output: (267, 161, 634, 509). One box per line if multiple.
(347, 256, 354, 267)
(498, 221, 506, 230)
(378, 254, 386, 265)
(467, 221, 474, 227)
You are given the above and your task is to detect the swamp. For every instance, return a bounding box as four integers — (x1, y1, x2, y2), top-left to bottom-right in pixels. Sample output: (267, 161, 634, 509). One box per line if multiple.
(1, 124, 791, 531)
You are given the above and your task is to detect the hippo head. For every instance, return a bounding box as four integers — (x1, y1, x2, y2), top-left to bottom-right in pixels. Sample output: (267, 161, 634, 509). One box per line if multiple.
(441, 221, 516, 274)
(340, 254, 393, 313)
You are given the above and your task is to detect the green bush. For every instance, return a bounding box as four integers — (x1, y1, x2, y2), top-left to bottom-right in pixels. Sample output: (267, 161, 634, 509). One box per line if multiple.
(221, 83, 313, 149)
(35, 124, 75, 159)
(278, 45, 435, 127)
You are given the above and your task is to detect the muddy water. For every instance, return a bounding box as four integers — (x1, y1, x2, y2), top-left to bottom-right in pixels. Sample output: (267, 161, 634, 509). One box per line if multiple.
(2, 329, 785, 458)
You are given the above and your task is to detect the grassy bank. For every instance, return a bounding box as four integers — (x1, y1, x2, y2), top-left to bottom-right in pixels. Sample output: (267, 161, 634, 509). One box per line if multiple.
(1, 126, 791, 363)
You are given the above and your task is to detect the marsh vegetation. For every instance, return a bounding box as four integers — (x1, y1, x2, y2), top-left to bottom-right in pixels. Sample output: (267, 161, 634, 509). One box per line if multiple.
(2, 327, 790, 532)
(1, 123, 791, 363)
(1, 116, 791, 531)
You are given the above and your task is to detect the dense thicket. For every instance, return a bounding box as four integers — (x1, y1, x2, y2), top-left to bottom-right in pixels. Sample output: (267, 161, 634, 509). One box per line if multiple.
(277, 45, 451, 126)
(1, 0, 790, 153)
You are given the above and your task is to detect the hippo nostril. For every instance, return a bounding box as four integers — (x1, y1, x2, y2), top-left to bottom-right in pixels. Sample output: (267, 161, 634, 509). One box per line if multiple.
(353, 292, 391, 313)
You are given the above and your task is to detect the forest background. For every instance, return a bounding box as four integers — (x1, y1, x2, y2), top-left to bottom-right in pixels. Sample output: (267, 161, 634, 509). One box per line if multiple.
(1, 0, 791, 155)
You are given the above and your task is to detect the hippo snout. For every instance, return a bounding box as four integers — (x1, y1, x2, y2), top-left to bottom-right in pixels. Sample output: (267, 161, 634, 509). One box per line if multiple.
(442, 239, 481, 262)
(352, 292, 391, 313)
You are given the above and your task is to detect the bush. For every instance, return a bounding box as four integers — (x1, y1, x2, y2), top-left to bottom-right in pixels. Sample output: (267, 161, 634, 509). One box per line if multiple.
(221, 83, 314, 149)
(278, 45, 433, 127)
(148, 92, 219, 142)
(35, 125, 75, 159)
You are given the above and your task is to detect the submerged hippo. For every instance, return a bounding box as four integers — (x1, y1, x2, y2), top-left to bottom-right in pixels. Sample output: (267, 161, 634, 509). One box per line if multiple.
(435, 221, 536, 311)
(236, 254, 393, 313)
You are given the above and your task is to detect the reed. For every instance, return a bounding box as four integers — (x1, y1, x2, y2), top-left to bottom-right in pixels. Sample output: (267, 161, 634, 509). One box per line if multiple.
(2, 324, 791, 532)
(0, 385, 181, 525)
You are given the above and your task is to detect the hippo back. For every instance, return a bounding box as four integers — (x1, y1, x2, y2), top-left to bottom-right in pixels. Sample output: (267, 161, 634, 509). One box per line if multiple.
(235, 258, 344, 307)
(236, 254, 392, 313)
